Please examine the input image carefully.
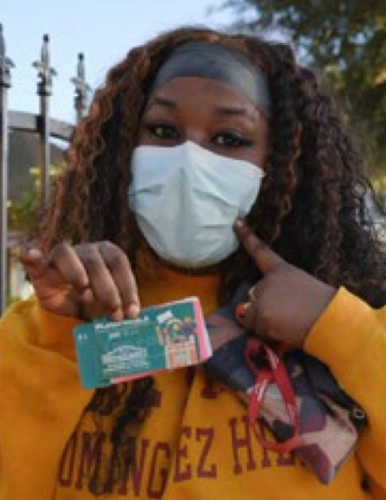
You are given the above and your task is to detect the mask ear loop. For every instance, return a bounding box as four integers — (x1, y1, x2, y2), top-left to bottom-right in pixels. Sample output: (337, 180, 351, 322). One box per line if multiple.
(235, 302, 300, 454)
(245, 337, 300, 454)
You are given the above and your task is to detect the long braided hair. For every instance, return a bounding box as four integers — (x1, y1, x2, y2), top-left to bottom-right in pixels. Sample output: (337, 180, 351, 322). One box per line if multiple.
(34, 26, 385, 492)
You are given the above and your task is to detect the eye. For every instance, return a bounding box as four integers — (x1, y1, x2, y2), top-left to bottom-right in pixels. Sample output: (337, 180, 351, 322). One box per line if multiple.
(213, 131, 253, 148)
(145, 123, 180, 140)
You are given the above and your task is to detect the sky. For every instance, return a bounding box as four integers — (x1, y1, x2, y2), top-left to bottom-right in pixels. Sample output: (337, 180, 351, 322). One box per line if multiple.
(1, 0, 233, 124)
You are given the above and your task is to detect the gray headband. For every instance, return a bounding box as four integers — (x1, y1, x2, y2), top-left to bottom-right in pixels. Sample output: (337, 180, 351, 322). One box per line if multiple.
(151, 41, 271, 116)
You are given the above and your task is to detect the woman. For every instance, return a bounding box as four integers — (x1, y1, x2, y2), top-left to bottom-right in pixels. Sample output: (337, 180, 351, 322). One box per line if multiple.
(0, 26, 385, 499)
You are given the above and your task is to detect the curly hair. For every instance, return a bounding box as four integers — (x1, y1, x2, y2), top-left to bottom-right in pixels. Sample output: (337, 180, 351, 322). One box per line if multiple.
(34, 26, 386, 492)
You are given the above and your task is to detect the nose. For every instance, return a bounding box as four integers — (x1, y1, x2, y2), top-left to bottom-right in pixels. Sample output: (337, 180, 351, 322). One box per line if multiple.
(183, 129, 208, 149)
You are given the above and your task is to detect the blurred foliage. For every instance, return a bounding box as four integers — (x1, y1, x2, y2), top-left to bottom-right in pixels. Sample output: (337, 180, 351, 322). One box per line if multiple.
(222, 0, 386, 179)
(7, 295, 23, 306)
(373, 172, 386, 211)
(7, 164, 62, 231)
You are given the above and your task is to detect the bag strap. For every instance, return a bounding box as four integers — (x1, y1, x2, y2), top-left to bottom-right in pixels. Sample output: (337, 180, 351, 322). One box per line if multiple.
(245, 337, 300, 454)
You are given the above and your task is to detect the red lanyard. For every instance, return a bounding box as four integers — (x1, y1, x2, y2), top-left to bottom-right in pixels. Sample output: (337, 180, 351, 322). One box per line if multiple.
(245, 337, 300, 454)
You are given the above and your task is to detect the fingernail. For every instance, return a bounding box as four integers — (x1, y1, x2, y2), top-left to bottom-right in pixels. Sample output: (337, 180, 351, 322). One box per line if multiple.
(127, 303, 140, 319)
(234, 218, 245, 229)
(23, 247, 42, 259)
(111, 308, 124, 322)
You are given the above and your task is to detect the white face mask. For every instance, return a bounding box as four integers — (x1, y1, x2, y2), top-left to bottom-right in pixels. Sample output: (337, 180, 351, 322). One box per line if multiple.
(128, 141, 264, 268)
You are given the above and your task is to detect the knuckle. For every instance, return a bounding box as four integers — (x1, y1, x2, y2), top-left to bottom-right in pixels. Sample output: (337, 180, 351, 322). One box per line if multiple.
(98, 240, 116, 253)
(81, 252, 100, 270)
(107, 252, 127, 270)
(74, 242, 97, 256)
(99, 241, 129, 270)
(51, 242, 71, 258)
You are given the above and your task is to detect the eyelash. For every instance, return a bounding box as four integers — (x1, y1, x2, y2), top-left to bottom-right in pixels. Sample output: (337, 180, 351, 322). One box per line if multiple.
(145, 123, 254, 148)
(146, 123, 179, 140)
(214, 131, 253, 148)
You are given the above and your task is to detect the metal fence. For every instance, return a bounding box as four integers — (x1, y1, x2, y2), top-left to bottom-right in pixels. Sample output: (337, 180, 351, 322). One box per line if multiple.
(0, 23, 90, 313)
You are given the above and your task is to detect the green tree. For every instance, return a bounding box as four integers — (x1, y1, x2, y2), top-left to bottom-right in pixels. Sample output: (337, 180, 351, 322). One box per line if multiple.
(222, 0, 386, 177)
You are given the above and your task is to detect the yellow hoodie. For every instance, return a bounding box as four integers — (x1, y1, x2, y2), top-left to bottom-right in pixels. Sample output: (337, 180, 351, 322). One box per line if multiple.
(0, 263, 386, 499)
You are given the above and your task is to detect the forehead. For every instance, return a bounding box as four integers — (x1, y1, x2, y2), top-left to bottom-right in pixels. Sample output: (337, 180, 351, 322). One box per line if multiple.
(146, 76, 257, 110)
(147, 40, 271, 116)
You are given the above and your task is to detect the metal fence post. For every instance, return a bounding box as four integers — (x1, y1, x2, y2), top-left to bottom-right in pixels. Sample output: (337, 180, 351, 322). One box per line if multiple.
(0, 24, 14, 314)
(33, 34, 56, 207)
(71, 53, 90, 124)
(0, 25, 82, 311)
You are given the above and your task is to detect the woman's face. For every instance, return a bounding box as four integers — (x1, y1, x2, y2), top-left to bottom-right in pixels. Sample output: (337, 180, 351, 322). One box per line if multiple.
(137, 76, 270, 168)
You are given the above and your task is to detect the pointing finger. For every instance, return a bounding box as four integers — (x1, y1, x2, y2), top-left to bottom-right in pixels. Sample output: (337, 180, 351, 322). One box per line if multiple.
(234, 218, 285, 275)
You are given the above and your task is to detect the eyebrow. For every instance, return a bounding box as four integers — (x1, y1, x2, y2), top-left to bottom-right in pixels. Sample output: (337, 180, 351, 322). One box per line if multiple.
(213, 105, 257, 125)
(146, 97, 258, 125)
(146, 96, 177, 110)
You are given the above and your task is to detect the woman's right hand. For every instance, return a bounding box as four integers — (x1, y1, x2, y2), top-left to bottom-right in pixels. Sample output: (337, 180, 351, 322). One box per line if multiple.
(19, 241, 140, 321)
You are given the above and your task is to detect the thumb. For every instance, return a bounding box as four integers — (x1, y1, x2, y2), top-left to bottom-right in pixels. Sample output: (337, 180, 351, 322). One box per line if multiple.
(234, 218, 285, 275)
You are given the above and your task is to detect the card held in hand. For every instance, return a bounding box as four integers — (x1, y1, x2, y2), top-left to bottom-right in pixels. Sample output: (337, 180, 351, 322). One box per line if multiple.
(74, 297, 212, 388)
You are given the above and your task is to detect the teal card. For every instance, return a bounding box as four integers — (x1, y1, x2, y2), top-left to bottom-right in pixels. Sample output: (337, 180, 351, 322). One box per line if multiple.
(74, 297, 212, 388)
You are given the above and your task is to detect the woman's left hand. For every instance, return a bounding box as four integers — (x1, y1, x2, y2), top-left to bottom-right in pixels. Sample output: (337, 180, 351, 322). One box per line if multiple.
(234, 219, 337, 349)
